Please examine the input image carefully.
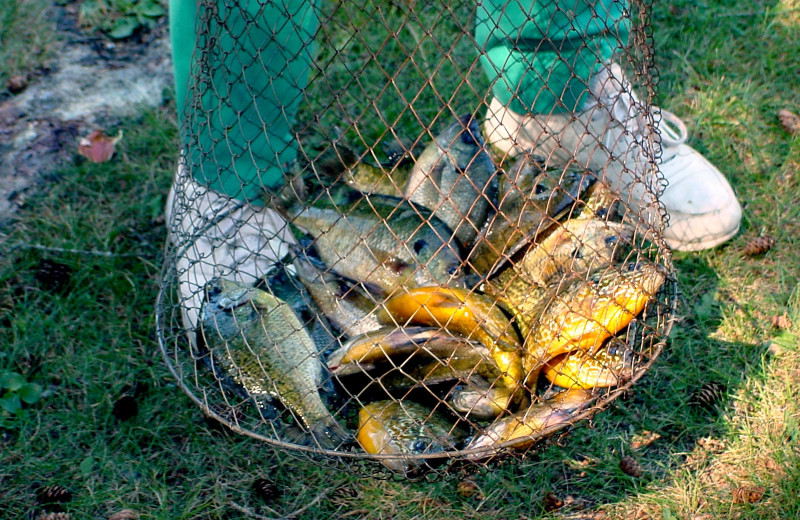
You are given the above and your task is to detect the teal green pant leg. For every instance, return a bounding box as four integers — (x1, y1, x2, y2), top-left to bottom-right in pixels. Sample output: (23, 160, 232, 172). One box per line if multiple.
(476, 1, 630, 115)
(170, 0, 319, 203)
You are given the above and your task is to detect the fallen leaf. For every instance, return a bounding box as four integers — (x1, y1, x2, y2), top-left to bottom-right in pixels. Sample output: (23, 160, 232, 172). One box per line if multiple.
(631, 430, 661, 450)
(697, 437, 726, 453)
(778, 109, 800, 134)
(770, 314, 792, 329)
(78, 129, 123, 163)
(732, 485, 766, 504)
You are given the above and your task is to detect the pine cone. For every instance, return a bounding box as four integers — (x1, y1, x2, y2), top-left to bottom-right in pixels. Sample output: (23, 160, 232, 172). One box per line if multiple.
(456, 476, 482, 499)
(35, 513, 71, 520)
(543, 491, 564, 512)
(6, 74, 28, 94)
(252, 478, 281, 502)
(619, 455, 643, 477)
(689, 381, 727, 410)
(112, 395, 139, 421)
(108, 509, 140, 520)
(770, 314, 792, 329)
(36, 485, 73, 505)
(743, 236, 776, 256)
(34, 259, 73, 293)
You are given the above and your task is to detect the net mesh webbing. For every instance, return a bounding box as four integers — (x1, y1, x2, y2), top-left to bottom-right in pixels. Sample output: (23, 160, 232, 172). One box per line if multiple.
(157, 0, 677, 477)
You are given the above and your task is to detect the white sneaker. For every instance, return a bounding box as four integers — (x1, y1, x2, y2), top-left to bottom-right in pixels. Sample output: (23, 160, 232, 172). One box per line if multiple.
(166, 160, 296, 331)
(484, 63, 742, 252)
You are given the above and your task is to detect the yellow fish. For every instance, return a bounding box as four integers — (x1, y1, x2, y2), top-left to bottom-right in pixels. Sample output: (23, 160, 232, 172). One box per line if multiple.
(466, 388, 593, 455)
(522, 261, 667, 380)
(543, 345, 631, 389)
(379, 287, 524, 397)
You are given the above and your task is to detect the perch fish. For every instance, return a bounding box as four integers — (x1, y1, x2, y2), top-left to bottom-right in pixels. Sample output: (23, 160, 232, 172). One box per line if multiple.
(357, 400, 464, 473)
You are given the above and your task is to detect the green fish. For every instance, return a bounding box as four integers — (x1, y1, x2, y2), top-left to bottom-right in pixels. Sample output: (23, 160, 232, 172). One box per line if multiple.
(404, 114, 498, 246)
(200, 279, 349, 449)
(357, 400, 464, 474)
(328, 326, 500, 386)
(449, 380, 514, 420)
(327, 326, 490, 375)
(314, 144, 413, 198)
(470, 158, 595, 275)
(292, 256, 383, 339)
(287, 186, 464, 295)
(521, 261, 667, 381)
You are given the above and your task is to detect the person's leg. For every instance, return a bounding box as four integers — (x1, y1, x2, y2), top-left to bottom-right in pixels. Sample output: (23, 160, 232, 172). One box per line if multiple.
(475, 0, 628, 116)
(168, 0, 319, 330)
(171, 0, 319, 203)
(477, 1, 741, 251)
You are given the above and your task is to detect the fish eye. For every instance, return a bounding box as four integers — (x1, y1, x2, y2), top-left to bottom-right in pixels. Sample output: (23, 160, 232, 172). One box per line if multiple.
(411, 440, 428, 452)
(460, 130, 478, 145)
(605, 235, 620, 246)
(413, 239, 428, 255)
(571, 248, 583, 260)
(446, 263, 461, 275)
(534, 183, 547, 195)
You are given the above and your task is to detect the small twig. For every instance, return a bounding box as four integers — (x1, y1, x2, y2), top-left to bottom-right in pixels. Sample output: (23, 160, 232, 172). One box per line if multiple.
(230, 502, 284, 520)
(2, 242, 154, 258)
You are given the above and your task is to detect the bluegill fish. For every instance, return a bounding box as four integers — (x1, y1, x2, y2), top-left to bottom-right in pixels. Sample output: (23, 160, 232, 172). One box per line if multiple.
(357, 400, 464, 473)
(292, 255, 382, 339)
(260, 264, 339, 355)
(404, 114, 498, 246)
(470, 158, 594, 275)
(466, 388, 593, 455)
(287, 187, 464, 295)
(200, 279, 348, 448)
(522, 261, 667, 378)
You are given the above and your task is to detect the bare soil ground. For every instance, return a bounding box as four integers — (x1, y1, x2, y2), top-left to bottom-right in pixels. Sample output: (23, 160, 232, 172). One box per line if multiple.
(0, 2, 173, 224)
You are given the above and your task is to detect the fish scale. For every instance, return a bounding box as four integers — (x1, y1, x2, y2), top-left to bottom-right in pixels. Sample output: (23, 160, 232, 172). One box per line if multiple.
(287, 187, 463, 295)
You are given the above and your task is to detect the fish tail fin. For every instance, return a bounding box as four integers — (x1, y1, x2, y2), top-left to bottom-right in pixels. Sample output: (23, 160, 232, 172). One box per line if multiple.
(310, 418, 351, 450)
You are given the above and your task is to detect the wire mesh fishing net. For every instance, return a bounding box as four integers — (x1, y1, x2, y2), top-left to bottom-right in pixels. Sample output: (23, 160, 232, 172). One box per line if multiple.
(157, 0, 677, 478)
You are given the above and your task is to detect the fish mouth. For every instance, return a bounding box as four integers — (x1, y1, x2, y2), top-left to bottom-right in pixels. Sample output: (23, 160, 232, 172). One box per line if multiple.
(201, 279, 252, 321)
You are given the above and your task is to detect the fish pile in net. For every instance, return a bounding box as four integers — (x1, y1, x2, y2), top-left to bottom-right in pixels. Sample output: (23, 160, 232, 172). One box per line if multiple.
(157, 0, 676, 477)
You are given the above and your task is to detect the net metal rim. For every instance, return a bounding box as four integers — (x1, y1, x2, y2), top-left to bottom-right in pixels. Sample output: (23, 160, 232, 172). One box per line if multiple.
(155, 257, 678, 466)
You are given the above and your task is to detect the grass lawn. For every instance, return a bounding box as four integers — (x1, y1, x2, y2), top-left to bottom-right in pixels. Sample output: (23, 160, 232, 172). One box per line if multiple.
(2, 1, 799, 519)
